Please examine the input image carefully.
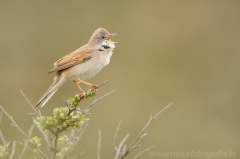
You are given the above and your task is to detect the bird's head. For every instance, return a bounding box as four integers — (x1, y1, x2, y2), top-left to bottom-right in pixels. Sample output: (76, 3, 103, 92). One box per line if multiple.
(88, 28, 117, 47)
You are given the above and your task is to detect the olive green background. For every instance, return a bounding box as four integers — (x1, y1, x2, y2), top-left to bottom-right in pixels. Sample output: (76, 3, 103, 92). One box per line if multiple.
(0, 0, 239, 158)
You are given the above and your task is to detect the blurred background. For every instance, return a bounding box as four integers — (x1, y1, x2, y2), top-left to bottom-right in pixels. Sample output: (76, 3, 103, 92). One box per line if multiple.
(0, 0, 240, 158)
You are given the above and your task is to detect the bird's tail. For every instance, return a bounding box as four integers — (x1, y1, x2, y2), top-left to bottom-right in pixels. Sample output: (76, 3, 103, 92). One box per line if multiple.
(35, 72, 65, 108)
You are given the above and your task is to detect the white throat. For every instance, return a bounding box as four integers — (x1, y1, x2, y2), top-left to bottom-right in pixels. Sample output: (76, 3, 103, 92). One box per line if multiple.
(101, 40, 115, 50)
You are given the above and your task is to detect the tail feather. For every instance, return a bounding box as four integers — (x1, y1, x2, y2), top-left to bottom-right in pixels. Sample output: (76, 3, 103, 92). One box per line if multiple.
(38, 89, 58, 108)
(35, 72, 64, 108)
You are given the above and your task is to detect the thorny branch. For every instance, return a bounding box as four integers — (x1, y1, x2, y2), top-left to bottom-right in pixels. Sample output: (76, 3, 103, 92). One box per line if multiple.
(18, 142, 45, 159)
(0, 110, 10, 159)
(18, 124, 35, 159)
(98, 129, 101, 159)
(133, 145, 155, 159)
(113, 121, 121, 158)
(79, 80, 109, 101)
(0, 80, 172, 159)
(112, 103, 172, 159)
(71, 151, 87, 159)
(82, 89, 116, 115)
(45, 80, 113, 158)
(20, 89, 41, 116)
(69, 123, 88, 154)
(0, 105, 49, 159)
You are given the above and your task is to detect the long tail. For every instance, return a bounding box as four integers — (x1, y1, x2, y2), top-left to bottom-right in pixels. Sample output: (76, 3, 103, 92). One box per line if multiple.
(35, 72, 65, 108)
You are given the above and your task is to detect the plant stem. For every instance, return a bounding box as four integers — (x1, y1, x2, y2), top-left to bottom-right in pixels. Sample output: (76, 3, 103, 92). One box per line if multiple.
(53, 133, 59, 159)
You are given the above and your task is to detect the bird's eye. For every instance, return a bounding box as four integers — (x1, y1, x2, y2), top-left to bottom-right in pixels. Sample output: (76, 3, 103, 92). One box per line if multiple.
(101, 36, 105, 39)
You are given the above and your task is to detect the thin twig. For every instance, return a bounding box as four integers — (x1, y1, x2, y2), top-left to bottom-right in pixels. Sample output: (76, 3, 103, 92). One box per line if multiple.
(129, 133, 148, 152)
(0, 105, 29, 138)
(63, 97, 70, 110)
(0, 110, 2, 125)
(98, 129, 101, 159)
(122, 144, 126, 155)
(18, 125, 35, 159)
(10, 141, 16, 159)
(113, 121, 121, 158)
(0, 110, 9, 159)
(0, 129, 8, 158)
(18, 142, 45, 159)
(27, 113, 37, 115)
(71, 151, 87, 159)
(0, 106, 48, 159)
(34, 118, 51, 155)
(35, 123, 49, 143)
(70, 123, 88, 153)
(114, 134, 130, 159)
(58, 126, 81, 151)
(20, 90, 41, 116)
(79, 80, 109, 101)
(82, 90, 116, 115)
(36, 146, 49, 159)
(53, 134, 59, 159)
(134, 145, 155, 159)
(120, 103, 172, 159)
(18, 140, 28, 159)
(18, 142, 34, 152)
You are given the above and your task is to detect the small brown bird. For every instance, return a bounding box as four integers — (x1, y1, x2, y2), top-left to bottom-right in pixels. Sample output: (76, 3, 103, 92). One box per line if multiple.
(35, 28, 117, 108)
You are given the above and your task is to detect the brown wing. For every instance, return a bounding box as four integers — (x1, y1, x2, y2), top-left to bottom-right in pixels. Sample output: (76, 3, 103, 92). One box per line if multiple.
(47, 49, 93, 74)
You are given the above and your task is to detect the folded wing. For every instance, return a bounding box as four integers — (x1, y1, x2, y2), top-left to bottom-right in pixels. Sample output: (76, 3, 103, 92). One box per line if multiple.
(47, 49, 93, 74)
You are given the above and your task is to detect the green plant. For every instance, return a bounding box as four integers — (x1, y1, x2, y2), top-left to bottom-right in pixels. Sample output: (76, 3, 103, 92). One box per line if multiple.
(0, 80, 172, 159)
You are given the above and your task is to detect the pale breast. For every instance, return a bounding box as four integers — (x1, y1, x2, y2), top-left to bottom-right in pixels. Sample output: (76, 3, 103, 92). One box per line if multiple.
(64, 49, 113, 81)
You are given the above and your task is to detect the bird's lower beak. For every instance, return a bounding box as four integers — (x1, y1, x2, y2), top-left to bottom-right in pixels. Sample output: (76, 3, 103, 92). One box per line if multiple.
(107, 34, 118, 44)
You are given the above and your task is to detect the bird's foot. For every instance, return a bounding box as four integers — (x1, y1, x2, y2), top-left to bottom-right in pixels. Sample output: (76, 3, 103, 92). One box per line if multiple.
(91, 85, 98, 92)
(78, 93, 85, 101)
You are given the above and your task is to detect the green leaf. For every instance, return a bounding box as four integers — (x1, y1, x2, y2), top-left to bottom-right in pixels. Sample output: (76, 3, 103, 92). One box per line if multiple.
(30, 136, 42, 147)
(88, 92, 96, 97)
(53, 108, 61, 117)
(77, 112, 83, 119)
(0, 145, 8, 158)
(74, 123, 81, 129)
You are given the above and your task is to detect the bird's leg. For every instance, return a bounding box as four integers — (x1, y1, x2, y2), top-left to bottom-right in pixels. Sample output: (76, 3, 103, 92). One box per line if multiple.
(77, 78, 98, 92)
(73, 80, 85, 99)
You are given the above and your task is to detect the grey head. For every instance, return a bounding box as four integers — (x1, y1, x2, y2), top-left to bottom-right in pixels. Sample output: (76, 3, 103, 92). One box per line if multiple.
(88, 28, 117, 48)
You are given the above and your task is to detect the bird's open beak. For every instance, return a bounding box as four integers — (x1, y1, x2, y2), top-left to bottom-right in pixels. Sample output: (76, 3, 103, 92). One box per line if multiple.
(107, 34, 118, 44)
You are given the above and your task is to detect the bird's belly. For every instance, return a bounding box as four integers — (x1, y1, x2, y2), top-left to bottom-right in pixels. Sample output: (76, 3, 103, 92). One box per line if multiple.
(64, 53, 111, 81)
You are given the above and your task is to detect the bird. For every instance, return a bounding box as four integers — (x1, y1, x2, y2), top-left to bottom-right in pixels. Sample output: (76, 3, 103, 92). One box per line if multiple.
(35, 28, 117, 108)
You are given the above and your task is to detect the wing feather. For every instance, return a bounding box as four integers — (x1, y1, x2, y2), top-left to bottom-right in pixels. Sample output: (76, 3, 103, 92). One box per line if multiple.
(47, 49, 93, 74)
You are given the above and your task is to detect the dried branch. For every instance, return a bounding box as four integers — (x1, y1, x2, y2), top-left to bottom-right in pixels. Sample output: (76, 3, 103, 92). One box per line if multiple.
(35, 122, 51, 155)
(114, 133, 130, 159)
(58, 124, 84, 151)
(0, 110, 2, 125)
(82, 90, 116, 115)
(71, 151, 87, 159)
(53, 134, 59, 159)
(18, 124, 35, 159)
(10, 141, 16, 159)
(69, 123, 88, 154)
(20, 90, 41, 116)
(18, 142, 45, 159)
(134, 145, 155, 159)
(0, 105, 48, 159)
(0, 105, 29, 138)
(36, 146, 49, 159)
(63, 97, 70, 110)
(0, 110, 9, 159)
(98, 129, 101, 159)
(120, 103, 172, 159)
(79, 80, 109, 101)
(34, 119, 52, 156)
(113, 121, 121, 158)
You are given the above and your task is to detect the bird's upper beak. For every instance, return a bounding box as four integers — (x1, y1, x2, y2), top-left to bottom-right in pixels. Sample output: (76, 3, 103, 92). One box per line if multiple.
(107, 34, 118, 44)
